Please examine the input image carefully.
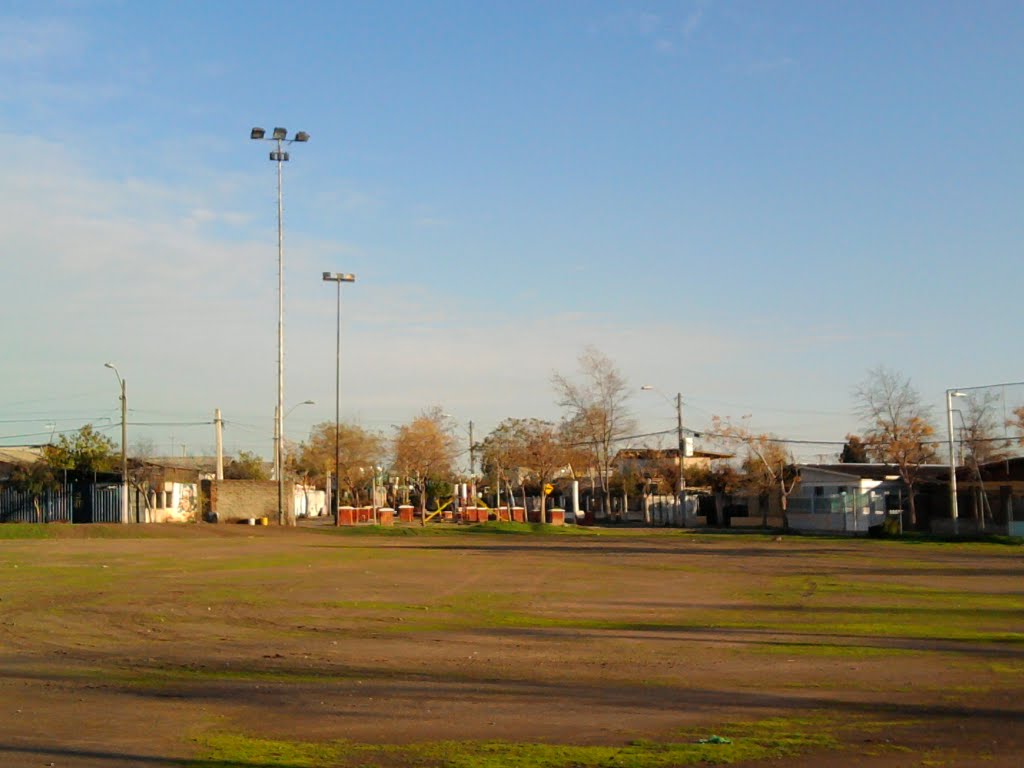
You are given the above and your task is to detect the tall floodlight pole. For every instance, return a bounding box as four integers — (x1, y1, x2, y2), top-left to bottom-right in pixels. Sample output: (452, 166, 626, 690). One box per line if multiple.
(642, 385, 687, 527)
(104, 363, 129, 524)
(323, 272, 356, 526)
(251, 126, 309, 525)
(946, 389, 966, 535)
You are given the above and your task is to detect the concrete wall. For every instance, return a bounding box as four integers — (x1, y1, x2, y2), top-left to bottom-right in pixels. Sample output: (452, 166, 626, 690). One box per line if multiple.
(205, 479, 295, 524)
(788, 510, 888, 533)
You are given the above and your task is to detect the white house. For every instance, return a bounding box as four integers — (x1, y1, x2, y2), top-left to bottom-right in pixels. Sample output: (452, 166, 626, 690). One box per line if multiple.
(788, 464, 904, 533)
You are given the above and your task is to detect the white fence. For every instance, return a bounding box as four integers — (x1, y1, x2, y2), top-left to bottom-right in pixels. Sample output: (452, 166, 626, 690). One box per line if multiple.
(787, 491, 890, 533)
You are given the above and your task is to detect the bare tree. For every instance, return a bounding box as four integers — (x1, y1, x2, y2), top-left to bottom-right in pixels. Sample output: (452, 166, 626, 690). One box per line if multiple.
(392, 407, 458, 521)
(954, 392, 1010, 528)
(854, 366, 937, 527)
(711, 416, 798, 528)
(958, 392, 1008, 467)
(1007, 405, 1024, 448)
(553, 347, 634, 518)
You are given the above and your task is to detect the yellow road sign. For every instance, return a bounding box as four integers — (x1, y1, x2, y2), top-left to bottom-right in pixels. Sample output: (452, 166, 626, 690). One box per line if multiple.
(543, 483, 554, 496)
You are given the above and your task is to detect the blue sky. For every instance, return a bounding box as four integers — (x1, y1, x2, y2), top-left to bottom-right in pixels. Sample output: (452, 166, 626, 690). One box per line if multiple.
(2, 1, 1022, 462)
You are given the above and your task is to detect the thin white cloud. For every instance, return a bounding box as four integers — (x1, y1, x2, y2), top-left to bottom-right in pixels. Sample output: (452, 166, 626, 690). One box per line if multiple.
(595, 9, 662, 38)
(683, 4, 705, 40)
(0, 17, 85, 62)
(747, 56, 797, 75)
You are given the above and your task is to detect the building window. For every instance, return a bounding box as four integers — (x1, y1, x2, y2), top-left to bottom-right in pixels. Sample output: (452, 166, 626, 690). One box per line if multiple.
(814, 486, 824, 497)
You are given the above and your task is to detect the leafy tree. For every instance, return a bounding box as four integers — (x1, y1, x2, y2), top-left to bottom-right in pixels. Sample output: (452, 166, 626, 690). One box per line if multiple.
(854, 366, 937, 527)
(839, 434, 870, 463)
(553, 347, 634, 518)
(614, 448, 683, 524)
(44, 424, 117, 475)
(224, 450, 270, 481)
(392, 407, 458, 520)
(9, 462, 59, 523)
(292, 422, 385, 505)
(481, 418, 577, 522)
(479, 419, 524, 509)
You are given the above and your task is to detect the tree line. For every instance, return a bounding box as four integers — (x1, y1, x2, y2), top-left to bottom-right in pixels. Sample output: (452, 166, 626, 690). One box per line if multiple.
(9, 357, 1024, 528)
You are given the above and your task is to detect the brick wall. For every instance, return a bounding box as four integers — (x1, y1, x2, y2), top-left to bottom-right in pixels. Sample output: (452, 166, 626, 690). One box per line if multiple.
(203, 480, 295, 525)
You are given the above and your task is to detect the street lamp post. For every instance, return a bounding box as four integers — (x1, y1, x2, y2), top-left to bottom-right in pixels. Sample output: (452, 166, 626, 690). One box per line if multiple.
(946, 389, 966, 535)
(104, 363, 129, 524)
(251, 126, 310, 525)
(642, 386, 686, 527)
(322, 272, 356, 526)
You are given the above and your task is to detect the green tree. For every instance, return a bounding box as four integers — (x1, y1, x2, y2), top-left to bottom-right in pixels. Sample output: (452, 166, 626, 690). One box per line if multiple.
(224, 451, 270, 480)
(44, 424, 117, 475)
(839, 434, 870, 463)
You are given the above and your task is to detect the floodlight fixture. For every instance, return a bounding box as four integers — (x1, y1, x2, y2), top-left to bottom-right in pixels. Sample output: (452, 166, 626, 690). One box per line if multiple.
(248, 122, 312, 524)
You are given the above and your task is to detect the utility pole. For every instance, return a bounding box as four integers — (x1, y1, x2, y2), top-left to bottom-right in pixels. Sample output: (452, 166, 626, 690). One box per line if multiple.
(120, 377, 128, 523)
(104, 363, 129, 524)
(215, 409, 224, 480)
(676, 392, 685, 527)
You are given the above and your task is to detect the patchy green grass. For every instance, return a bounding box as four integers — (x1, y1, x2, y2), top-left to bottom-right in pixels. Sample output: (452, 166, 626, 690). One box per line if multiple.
(192, 715, 841, 768)
(0, 523, 55, 539)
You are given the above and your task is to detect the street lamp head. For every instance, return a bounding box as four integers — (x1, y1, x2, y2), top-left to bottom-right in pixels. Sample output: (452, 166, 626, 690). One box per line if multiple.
(323, 272, 356, 283)
(250, 127, 266, 140)
(951, 391, 967, 398)
(293, 131, 310, 142)
(641, 385, 654, 391)
(272, 127, 287, 140)
(104, 362, 115, 370)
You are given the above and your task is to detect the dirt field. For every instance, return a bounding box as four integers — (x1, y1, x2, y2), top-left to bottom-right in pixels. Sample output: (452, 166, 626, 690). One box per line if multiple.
(0, 523, 1021, 767)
